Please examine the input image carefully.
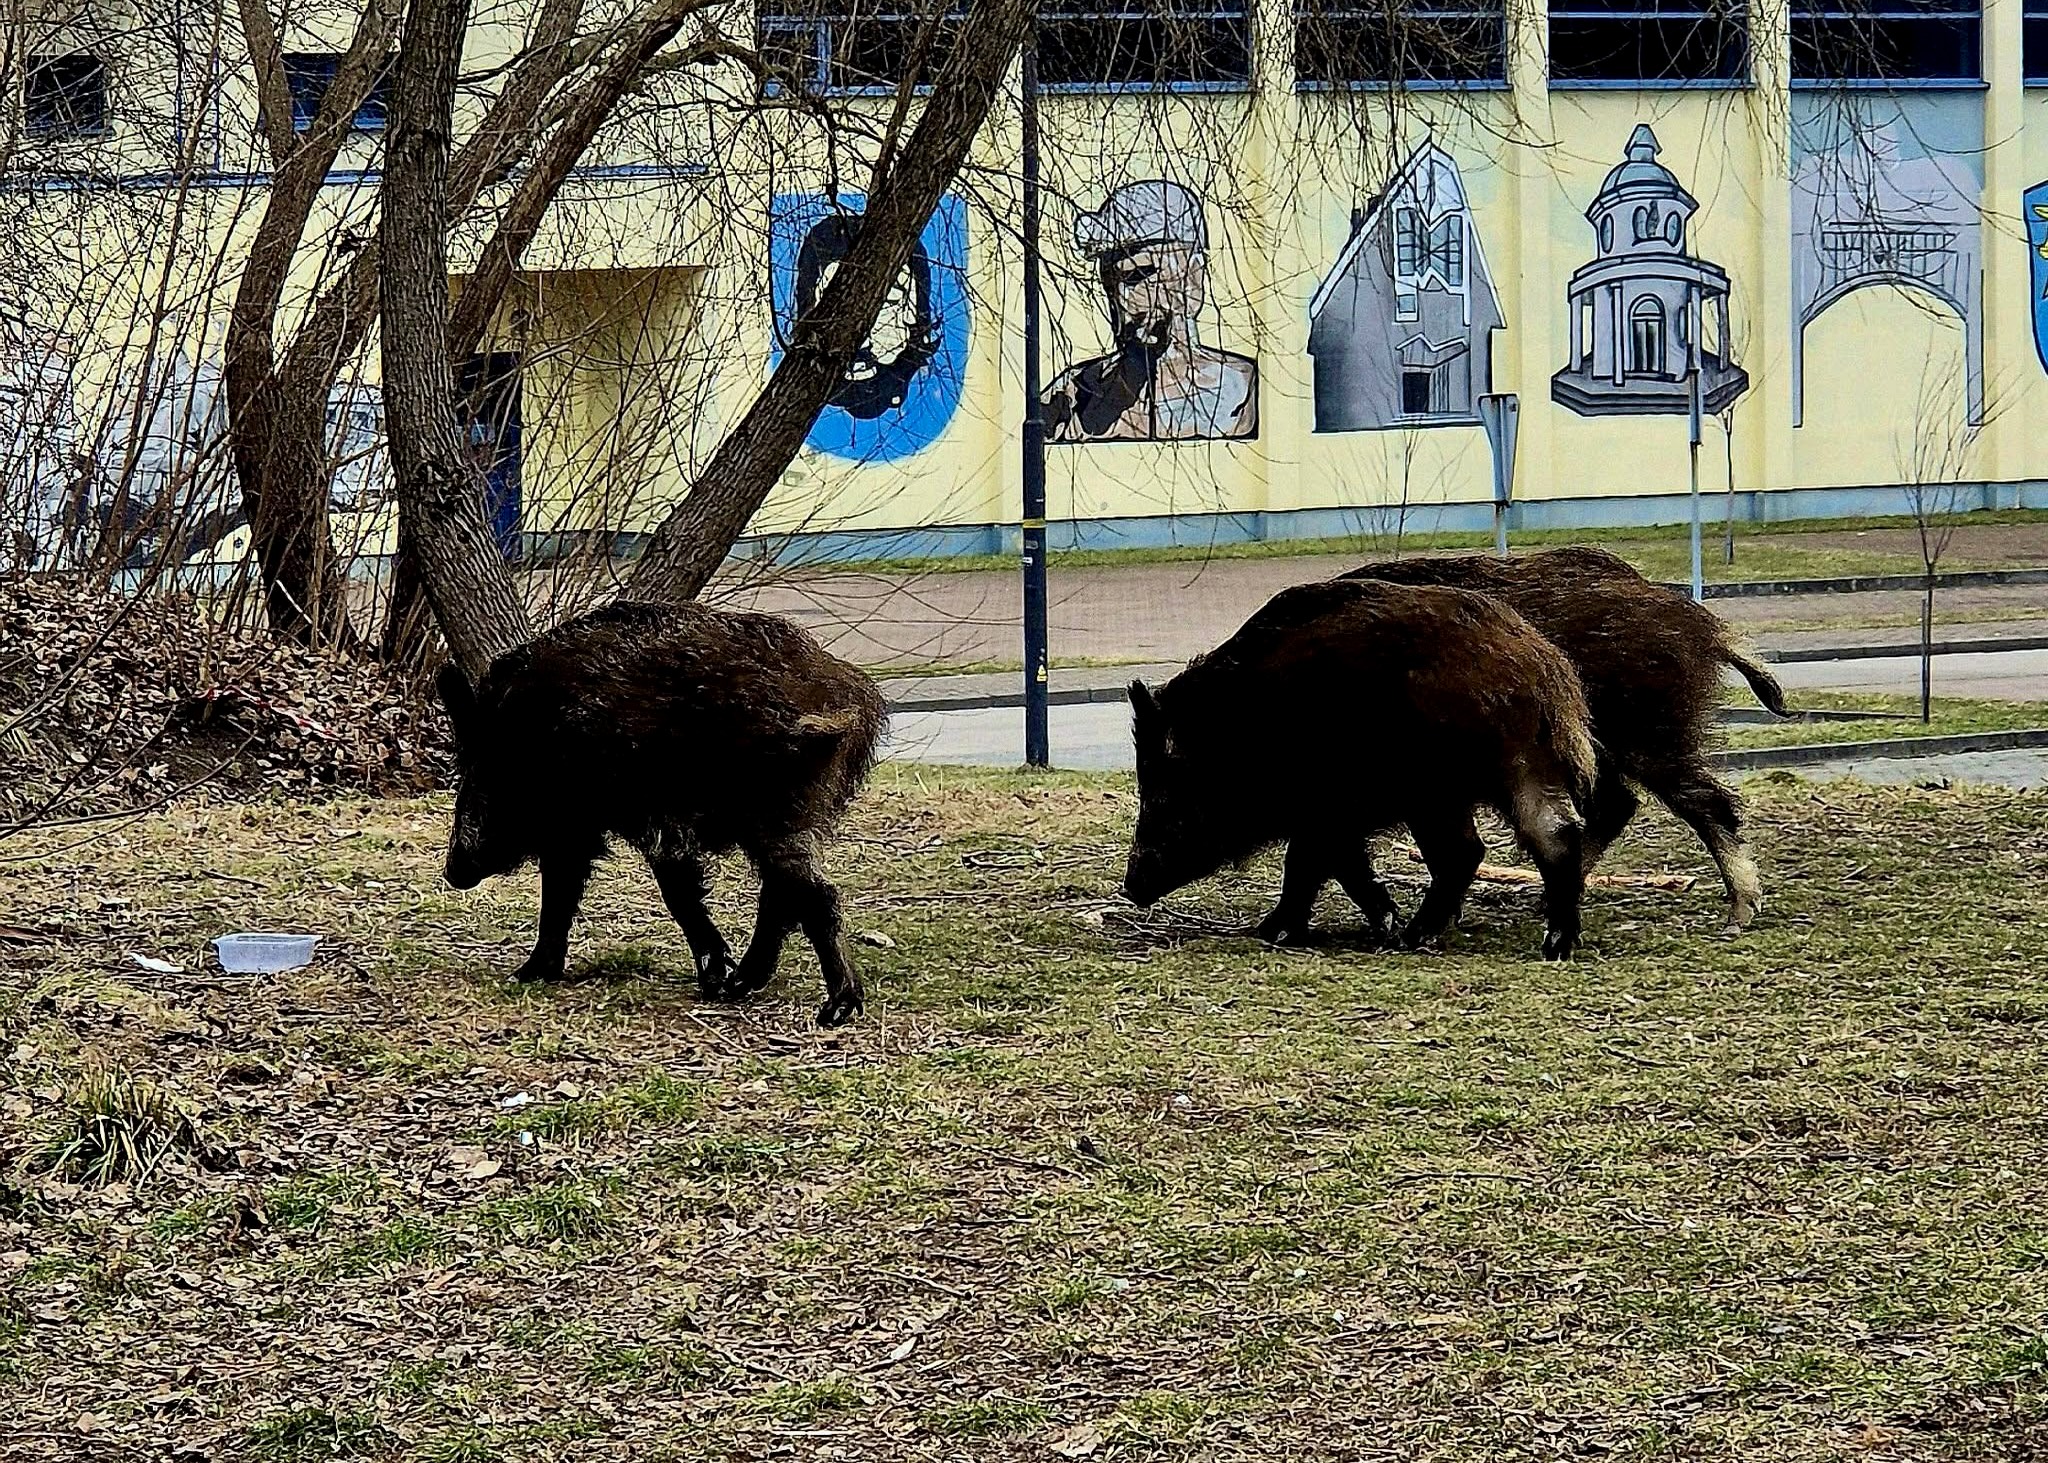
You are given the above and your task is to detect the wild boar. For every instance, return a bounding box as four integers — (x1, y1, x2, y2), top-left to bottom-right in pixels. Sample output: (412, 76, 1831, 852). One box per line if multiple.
(1122, 579, 1598, 959)
(1339, 546, 1785, 926)
(436, 600, 886, 1026)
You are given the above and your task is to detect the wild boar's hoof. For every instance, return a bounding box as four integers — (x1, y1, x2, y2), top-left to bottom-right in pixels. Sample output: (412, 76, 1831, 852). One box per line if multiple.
(1361, 909, 1399, 946)
(1540, 929, 1577, 962)
(815, 990, 864, 1028)
(695, 953, 750, 1001)
(510, 953, 569, 983)
(1253, 911, 1312, 947)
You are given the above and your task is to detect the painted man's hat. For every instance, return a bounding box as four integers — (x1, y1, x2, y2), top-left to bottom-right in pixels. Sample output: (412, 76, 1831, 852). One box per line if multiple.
(1073, 180, 1206, 257)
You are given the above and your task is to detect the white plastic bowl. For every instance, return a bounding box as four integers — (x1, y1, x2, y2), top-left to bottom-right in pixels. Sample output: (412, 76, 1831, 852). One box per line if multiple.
(214, 933, 319, 973)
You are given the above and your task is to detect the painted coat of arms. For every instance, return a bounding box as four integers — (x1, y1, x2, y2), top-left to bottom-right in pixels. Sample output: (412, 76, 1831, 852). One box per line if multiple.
(2029, 181, 2048, 377)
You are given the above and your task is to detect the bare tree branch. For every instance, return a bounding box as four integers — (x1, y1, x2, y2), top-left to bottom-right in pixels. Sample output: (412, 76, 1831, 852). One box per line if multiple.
(626, 0, 1034, 603)
(236, 0, 299, 167)
(447, 0, 712, 362)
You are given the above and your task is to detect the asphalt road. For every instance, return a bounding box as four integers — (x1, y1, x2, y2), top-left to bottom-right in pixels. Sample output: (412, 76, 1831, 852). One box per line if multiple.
(882, 652, 2048, 786)
(1770, 647, 2048, 700)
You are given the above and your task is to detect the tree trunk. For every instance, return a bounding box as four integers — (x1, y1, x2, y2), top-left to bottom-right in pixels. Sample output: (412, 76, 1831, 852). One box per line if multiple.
(626, 0, 1033, 603)
(383, 0, 534, 682)
(226, 377, 355, 648)
(1921, 568, 1935, 724)
(224, 0, 397, 648)
(383, 0, 690, 664)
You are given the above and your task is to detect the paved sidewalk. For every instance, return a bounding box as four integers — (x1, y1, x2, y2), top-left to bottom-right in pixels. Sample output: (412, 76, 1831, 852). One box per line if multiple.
(723, 550, 2048, 675)
(878, 627, 2048, 711)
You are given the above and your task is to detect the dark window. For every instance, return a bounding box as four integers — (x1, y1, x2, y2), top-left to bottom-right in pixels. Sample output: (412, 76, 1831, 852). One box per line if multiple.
(757, 4, 967, 91)
(1629, 296, 1665, 374)
(758, 0, 1252, 91)
(1550, 0, 1749, 85)
(1790, 0, 1980, 83)
(2025, 0, 2046, 82)
(1401, 368, 1434, 415)
(1293, 0, 1506, 86)
(1037, 0, 1253, 89)
(24, 53, 107, 139)
(283, 51, 393, 131)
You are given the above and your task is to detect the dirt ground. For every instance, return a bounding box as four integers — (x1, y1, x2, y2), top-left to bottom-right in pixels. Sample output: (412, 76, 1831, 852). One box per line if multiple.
(4, 769, 2048, 1461)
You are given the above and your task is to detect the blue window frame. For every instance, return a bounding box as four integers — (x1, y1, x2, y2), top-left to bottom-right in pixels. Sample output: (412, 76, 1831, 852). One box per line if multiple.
(1549, 0, 1750, 86)
(758, 0, 1251, 92)
(1294, 0, 1508, 87)
(282, 51, 393, 131)
(2025, 0, 2046, 83)
(24, 53, 108, 139)
(1790, 0, 1981, 84)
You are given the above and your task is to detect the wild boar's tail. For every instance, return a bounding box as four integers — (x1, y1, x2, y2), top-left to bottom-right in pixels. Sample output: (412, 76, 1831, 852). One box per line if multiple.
(794, 705, 869, 739)
(1724, 646, 1789, 718)
(1555, 710, 1601, 814)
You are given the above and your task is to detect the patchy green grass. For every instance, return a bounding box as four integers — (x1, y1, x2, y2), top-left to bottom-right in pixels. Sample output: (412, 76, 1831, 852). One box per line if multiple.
(243, 1406, 396, 1460)
(1721, 690, 2048, 750)
(4, 768, 2048, 1459)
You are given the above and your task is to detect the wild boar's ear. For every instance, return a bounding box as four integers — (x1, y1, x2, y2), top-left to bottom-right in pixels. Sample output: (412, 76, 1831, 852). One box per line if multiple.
(436, 663, 477, 735)
(1128, 680, 1156, 719)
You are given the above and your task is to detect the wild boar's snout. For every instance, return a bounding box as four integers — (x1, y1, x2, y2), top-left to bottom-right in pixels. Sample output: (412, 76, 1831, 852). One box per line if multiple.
(444, 840, 485, 891)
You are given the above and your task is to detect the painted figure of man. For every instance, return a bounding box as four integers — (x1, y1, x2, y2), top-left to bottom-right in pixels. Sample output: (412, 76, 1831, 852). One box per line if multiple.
(1044, 180, 1258, 442)
(796, 213, 941, 421)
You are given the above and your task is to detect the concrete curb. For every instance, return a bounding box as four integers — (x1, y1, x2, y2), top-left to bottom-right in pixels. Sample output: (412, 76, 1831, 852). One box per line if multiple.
(1666, 567, 2048, 599)
(1760, 635, 2048, 663)
(887, 683, 1136, 714)
(1715, 727, 2048, 771)
(886, 652, 2048, 715)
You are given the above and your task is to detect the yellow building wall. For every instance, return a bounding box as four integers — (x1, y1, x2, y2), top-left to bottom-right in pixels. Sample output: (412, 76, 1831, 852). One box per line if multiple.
(7, 0, 2047, 558)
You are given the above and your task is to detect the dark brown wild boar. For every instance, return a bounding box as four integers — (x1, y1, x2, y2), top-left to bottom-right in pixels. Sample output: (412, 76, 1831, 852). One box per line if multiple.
(1339, 546, 1784, 926)
(436, 601, 886, 1026)
(1123, 579, 1598, 959)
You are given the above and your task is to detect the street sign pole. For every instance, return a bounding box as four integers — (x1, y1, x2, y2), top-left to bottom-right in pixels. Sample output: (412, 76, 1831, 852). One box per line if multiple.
(1020, 30, 1049, 767)
(1477, 393, 1519, 559)
(1688, 365, 1704, 604)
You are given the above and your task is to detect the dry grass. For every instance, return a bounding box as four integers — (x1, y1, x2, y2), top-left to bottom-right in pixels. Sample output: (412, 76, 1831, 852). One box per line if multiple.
(2, 767, 2047, 1460)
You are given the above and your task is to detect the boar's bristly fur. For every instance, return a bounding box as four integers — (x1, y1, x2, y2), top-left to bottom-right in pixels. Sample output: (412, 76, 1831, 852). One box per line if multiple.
(437, 600, 885, 1027)
(1123, 579, 1598, 960)
(1340, 546, 1782, 926)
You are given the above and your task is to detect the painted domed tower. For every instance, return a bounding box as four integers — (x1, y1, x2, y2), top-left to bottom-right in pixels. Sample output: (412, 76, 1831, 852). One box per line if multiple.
(1551, 125, 1750, 416)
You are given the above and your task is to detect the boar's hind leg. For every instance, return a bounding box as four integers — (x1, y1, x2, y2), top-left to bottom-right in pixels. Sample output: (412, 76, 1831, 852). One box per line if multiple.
(513, 850, 596, 982)
(1401, 810, 1484, 951)
(645, 842, 736, 991)
(732, 839, 865, 1027)
(1654, 769, 1762, 928)
(721, 879, 794, 1002)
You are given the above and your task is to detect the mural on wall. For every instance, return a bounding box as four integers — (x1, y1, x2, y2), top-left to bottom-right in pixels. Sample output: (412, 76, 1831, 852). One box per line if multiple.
(2028, 180, 2048, 378)
(770, 192, 968, 463)
(1791, 95, 1984, 426)
(1551, 125, 1749, 418)
(1045, 180, 1257, 443)
(1307, 142, 1504, 433)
